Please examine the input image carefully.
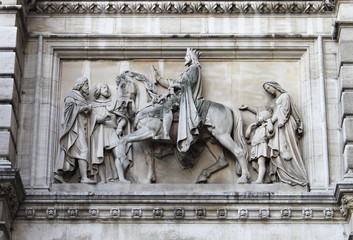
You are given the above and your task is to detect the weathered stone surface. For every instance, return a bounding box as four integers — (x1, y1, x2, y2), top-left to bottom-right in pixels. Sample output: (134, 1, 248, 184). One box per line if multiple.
(0, 104, 17, 142)
(0, 14, 16, 27)
(344, 144, 353, 173)
(340, 65, 353, 90)
(337, 1, 353, 20)
(339, 41, 353, 63)
(342, 92, 353, 116)
(0, 52, 15, 75)
(0, 131, 15, 164)
(0, 27, 17, 49)
(11, 220, 348, 240)
(0, 78, 18, 103)
(343, 118, 353, 144)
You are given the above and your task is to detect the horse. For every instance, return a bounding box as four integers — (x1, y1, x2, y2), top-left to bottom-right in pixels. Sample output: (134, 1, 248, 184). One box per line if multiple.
(114, 70, 250, 184)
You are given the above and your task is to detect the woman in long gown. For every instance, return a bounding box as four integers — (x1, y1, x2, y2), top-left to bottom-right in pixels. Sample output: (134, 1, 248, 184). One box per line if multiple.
(263, 81, 308, 186)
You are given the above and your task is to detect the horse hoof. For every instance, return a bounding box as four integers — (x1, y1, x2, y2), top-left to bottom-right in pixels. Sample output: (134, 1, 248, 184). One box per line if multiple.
(237, 176, 248, 184)
(150, 175, 156, 183)
(196, 175, 208, 184)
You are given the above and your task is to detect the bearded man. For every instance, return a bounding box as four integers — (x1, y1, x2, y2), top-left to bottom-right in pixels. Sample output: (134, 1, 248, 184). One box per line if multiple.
(54, 77, 95, 183)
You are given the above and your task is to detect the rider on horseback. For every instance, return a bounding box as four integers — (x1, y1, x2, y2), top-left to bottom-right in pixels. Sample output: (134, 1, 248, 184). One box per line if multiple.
(152, 48, 205, 152)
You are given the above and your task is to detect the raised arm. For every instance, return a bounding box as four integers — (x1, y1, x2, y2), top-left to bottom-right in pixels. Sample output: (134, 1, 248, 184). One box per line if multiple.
(239, 105, 258, 115)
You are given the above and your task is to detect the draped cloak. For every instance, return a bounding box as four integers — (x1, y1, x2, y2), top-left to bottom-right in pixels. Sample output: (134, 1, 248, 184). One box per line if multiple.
(267, 92, 308, 186)
(55, 90, 90, 175)
(177, 64, 203, 152)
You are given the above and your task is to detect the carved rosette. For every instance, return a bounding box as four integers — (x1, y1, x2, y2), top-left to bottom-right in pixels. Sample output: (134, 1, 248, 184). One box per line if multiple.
(153, 208, 164, 218)
(174, 207, 185, 219)
(238, 208, 248, 219)
(46, 208, 57, 219)
(303, 208, 313, 220)
(89, 208, 99, 218)
(195, 208, 206, 219)
(259, 208, 270, 219)
(25, 208, 35, 219)
(68, 208, 78, 218)
(132, 208, 142, 218)
(281, 208, 291, 219)
(32, 1, 334, 15)
(217, 208, 227, 219)
(110, 208, 120, 218)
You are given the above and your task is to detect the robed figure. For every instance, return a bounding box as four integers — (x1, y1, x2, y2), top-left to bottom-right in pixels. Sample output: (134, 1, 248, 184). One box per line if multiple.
(54, 77, 95, 183)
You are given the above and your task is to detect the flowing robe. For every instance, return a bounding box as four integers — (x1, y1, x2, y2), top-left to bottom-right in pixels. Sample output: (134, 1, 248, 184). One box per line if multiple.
(177, 64, 203, 152)
(55, 90, 90, 175)
(90, 98, 133, 182)
(267, 92, 308, 186)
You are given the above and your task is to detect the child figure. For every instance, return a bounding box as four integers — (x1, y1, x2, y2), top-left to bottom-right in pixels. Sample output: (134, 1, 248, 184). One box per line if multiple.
(244, 107, 274, 184)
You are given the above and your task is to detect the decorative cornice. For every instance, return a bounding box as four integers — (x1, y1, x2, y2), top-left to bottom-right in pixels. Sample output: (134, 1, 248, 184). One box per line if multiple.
(31, 1, 335, 15)
(340, 195, 353, 217)
(0, 168, 25, 216)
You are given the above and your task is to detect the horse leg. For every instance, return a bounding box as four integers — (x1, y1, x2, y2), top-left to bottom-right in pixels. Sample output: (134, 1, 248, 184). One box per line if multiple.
(113, 127, 157, 183)
(211, 133, 250, 184)
(196, 141, 228, 183)
(141, 141, 156, 183)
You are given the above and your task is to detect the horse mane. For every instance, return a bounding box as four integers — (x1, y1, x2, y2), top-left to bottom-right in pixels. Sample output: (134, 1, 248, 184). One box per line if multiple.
(117, 70, 159, 101)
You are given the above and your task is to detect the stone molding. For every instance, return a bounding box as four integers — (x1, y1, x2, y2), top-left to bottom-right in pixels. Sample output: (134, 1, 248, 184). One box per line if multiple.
(15, 184, 343, 222)
(17, 190, 342, 221)
(31, 1, 334, 15)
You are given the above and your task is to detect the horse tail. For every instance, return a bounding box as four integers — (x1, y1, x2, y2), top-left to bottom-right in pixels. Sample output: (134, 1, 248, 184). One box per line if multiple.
(232, 108, 249, 163)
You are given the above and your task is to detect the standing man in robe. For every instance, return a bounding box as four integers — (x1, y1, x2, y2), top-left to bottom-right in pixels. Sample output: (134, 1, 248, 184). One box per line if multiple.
(54, 77, 95, 183)
(90, 83, 132, 183)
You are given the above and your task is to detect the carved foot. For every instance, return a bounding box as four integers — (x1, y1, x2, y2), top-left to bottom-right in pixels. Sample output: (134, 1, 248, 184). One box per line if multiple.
(252, 180, 263, 184)
(80, 178, 96, 184)
(196, 174, 208, 184)
(119, 179, 131, 184)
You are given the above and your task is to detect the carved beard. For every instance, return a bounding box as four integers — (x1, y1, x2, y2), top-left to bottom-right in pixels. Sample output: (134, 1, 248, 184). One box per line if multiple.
(184, 59, 192, 66)
(100, 90, 110, 99)
(81, 88, 89, 99)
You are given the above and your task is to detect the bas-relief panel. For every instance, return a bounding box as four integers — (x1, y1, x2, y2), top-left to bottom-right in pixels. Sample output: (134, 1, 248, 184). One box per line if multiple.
(58, 59, 302, 184)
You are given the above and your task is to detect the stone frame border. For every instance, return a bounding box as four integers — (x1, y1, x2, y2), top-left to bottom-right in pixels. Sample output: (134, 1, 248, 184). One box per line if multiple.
(23, 34, 332, 191)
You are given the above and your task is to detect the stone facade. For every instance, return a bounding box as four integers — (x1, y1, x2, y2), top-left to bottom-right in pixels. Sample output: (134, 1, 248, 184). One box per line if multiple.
(1, 0, 353, 239)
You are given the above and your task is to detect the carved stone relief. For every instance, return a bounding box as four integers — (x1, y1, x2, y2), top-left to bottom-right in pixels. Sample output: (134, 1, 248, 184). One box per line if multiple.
(54, 48, 308, 187)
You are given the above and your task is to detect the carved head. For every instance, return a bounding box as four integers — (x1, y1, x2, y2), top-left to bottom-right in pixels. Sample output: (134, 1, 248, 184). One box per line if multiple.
(94, 83, 111, 99)
(263, 81, 286, 96)
(257, 107, 272, 123)
(185, 48, 201, 66)
(73, 77, 89, 98)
